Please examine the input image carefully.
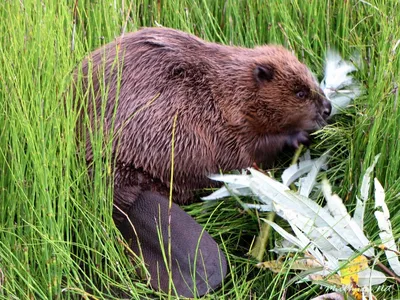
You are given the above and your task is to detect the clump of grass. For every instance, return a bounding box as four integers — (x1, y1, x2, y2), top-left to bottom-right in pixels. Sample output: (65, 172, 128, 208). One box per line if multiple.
(1, 0, 399, 299)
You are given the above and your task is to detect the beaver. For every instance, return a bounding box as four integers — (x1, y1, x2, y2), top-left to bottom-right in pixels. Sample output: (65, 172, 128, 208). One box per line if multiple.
(79, 27, 331, 297)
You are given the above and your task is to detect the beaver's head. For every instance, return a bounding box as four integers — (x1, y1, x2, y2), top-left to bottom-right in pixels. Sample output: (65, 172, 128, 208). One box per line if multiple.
(223, 46, 331, 138)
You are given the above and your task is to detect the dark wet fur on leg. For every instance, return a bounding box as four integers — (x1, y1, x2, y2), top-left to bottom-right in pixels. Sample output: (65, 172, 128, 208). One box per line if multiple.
(116, 186, 227, 297)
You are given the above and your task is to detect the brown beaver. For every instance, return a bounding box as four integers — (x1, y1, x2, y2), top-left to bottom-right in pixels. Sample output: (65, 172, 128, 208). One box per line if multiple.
(79, 27, 331, 297)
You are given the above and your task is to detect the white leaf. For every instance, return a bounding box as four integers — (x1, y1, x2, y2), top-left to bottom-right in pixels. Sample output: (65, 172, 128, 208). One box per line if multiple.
(322, 179, 374, 257)
(262, 219, 307, 249)
(354, 154, 380, 229)
(289, 222, 331, 267)
(320, 50, 361, 116)
(299, 152, 329, 197)
(300, 149, 312, 161)
(281, 151, 328, 194)
(374, 178, 400, 276)
(201, 185, 252, 201)
(207, 173, 250, 186)
(311, 292, 345, 300)
(204, 151, 390, 293)
(250, 169, 333, 226)
(244, 203, 273, 212)
(209, 167, 374, 257)
(201, 186, 231, 200)
(281, 159, 315, 187)
(360, 155, 381, 201)
(273, 203, 316, 238)
(322, 179, 347, 218)
(274, 201, 353, 260)
(251, 170, 372, 255)
(307, 226, 354, 259)
(321, 50, 356, 91)
(358, 267, 387, 286)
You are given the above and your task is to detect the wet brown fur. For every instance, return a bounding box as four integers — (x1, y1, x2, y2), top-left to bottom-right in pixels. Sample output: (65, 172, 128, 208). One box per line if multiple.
(80, 27, 330, 221)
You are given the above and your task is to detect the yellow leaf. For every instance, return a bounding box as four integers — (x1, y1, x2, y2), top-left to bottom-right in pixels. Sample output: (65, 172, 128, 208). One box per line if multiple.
(339, 255, 369, 286)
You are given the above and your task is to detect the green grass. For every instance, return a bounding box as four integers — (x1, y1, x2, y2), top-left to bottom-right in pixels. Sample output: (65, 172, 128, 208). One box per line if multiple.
(1, 0, 399, 299)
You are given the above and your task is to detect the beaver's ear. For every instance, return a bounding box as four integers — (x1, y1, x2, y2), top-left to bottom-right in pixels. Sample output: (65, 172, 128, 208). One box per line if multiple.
(254, 64, 274, 83)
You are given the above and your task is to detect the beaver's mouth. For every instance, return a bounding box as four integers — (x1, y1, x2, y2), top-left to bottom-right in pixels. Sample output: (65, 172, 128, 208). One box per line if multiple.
(314, 114, 328, 129)
(301, 113, 327, 132)
(312, 97, 331, 129)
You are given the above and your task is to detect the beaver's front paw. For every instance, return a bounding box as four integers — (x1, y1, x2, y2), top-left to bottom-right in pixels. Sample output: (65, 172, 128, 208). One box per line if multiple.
(285, 131, 311, 149)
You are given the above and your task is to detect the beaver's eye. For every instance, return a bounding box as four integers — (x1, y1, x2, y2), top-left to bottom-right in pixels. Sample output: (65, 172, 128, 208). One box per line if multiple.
(296, 90, 308, 99)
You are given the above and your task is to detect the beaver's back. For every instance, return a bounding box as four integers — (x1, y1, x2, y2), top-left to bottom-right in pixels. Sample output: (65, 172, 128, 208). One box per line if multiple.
(81, 27, 330, 205)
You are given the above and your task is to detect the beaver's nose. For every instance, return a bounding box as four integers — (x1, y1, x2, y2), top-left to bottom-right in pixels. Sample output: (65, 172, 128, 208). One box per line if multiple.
(322, 98, 332, 119)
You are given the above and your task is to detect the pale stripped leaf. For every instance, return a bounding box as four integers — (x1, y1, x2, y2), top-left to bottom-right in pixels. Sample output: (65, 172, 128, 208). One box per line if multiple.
(374, 178, 400, 276)
(354, 154, 381, 228)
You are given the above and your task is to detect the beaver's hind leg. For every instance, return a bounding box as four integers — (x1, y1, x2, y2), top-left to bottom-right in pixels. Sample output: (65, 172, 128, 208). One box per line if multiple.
(115, 186, 227, 297)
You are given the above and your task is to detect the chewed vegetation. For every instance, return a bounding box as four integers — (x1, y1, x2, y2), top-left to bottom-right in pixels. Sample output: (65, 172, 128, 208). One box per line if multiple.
(1, 0, 400, 299)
